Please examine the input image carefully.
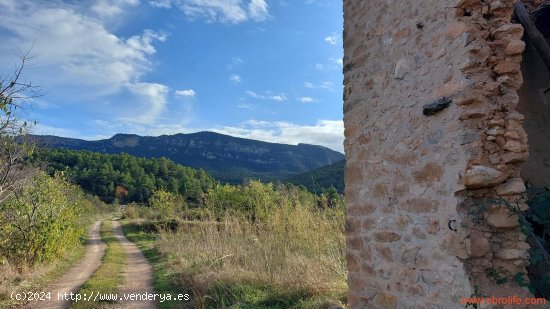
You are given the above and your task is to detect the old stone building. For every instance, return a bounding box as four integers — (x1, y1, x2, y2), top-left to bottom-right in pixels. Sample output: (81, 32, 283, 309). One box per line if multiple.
(343, 0, 550, 308)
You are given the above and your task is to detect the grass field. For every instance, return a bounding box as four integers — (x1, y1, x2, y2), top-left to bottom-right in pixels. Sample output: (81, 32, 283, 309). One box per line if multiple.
(121, 203, 347, 309)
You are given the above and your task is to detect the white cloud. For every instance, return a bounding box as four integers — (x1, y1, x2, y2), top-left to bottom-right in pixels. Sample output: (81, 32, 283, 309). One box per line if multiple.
(246, 90, 287, 101)
(72, 117, 344, 152)
(330, 57, 343, 66)
(149, 0, 172, 8)
(245, 90, 259, 98)
(176, 0, 269, 23)
(212, 119, 344, 152)
(230, 74, 241, 83)
(271, 95, 286, 102)
(304, 81, 334, 90)
(91, 0, 140, 18)
(175, 89, 196, 97)
(248, 0, 269, 21)
(298, 96, 313, 103)
(125, 83, 170, 124)
(32, 123, 80, 138)
(314, 58, 342, 71)
(0, 3, 165, 95)
(0, 0, 172, 125)
(324, 33, 339, 45)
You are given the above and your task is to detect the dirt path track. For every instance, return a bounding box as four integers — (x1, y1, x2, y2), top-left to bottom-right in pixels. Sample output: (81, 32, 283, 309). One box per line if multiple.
(25, 221, 106, 309)
(111, 220, 155, 309)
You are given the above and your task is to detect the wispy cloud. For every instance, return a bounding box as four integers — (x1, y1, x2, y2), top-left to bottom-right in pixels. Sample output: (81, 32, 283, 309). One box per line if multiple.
(174, 0, 269, 23)
(314, 58, 342, 71)
(175, 89, 196, 97)
(324, 32, 339, 45)
(149, 0, 171, 8)
(91, 0, 140, 18)
(32, 123, 81, 138)
(304, 81, 334, 90)
(248, 0, 269, 21)
(227, 57, 244, 70)
(230, 74, 241, 83)
(298, 96, 314, 103)
(212, 119, 344, 152)
(330, 57, 343, 66)
(125, 82, 170, 124)
(238, 102, 255, 110)
(245, 90, 287, 102)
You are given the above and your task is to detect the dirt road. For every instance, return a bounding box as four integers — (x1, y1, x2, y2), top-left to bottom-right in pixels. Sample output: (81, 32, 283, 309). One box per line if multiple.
(111, 220, 155, 309)
(25, 221, 106, 309)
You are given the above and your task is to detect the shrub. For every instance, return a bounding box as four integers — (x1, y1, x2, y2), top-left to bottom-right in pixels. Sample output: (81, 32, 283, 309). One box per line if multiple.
(150, 190, 186, 220)
(0, 173, 86, 265)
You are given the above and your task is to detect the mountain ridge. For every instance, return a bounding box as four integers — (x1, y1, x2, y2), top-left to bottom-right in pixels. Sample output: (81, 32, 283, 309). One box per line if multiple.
(28, 132, 344, 183)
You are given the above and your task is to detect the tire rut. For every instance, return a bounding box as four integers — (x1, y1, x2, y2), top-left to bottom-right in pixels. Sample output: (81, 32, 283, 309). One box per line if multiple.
(110, 220, 155, 309)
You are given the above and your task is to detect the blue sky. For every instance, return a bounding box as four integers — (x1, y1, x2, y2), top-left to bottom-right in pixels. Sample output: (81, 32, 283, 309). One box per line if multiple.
(0, 0, 344, 152)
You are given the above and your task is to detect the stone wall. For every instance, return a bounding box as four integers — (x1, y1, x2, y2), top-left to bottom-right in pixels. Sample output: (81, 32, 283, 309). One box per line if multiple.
(343, 0, 533, 307)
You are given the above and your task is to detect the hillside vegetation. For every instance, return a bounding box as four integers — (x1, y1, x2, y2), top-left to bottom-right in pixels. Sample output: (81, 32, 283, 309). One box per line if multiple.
(285, 159, 345, 194)
(29, 148, 216, 204)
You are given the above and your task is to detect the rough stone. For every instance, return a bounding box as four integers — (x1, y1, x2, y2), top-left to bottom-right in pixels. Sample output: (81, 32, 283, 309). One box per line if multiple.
(501, 152, 528, 164)
(484, 208, 520, 228)
(463, 165, 507, 189)
(491, 24, 524, 40)
(505, 39, 526, 55)
(394, 58, 409, 79)
(494, 61, 521, 74)
(495, 248, 521, 260)
(504, 130, 523, 140)
(488, 119, 506, 127)
(486, 127, 504, 136)
(468, 235, 491, 258)
(495, 178, 526, 195)
(503, 140, 527, 153)
(446, 22, 468, 39)
(373, 231, 401, 243)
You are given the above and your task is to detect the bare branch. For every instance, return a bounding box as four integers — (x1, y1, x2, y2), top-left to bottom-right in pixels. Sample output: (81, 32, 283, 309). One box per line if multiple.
(0, 49, 40, 203)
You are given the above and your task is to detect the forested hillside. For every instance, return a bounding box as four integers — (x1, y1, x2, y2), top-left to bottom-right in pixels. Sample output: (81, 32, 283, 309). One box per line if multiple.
(285, 159, 345, 193)
(28, 132, 344, 183)
(29, 148, 216, 204)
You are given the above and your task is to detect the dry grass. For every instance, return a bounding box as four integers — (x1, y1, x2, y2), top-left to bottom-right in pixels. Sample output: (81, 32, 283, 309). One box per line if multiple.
(0, 241, 86, 307)
(155, 205, 347, 308)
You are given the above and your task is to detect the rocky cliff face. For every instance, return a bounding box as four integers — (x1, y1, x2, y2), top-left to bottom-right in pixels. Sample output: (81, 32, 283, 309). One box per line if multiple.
(28, 132, 344, 183)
